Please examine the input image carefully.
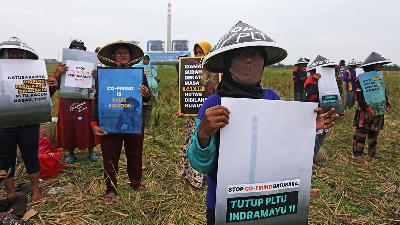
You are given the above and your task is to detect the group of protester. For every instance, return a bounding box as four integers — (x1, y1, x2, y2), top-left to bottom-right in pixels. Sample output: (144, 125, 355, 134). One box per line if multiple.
(0, 20, 391, 225)
(0, 38, 159, 220)
(292, 52, 391, 165)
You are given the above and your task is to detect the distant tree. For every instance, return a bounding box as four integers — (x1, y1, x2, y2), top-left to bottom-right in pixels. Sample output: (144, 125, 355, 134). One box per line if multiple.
(384, 64, 400, 71)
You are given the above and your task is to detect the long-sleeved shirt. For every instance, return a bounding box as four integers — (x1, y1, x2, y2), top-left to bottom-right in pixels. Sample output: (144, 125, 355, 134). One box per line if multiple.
(304, 76, 319, 102)
(136, 64, 159, 96)
(187, 89, 280, 210)
(292, 67, 307, 93)
(343, 69, 356, 91)
(335, 66, 346, 80)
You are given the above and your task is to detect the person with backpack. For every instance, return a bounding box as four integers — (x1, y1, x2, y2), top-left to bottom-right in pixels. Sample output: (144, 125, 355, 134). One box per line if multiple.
(352, 52, 391, 163)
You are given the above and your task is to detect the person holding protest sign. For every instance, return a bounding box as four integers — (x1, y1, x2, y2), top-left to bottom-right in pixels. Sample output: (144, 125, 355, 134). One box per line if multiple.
(304, 55, 339, 167)
(91, 41, 151, 204)
(335, 60, 346, 97)
(175, 54, 188, 85)
(343, 59, 359, 110)
(180, 41, 212, 188)
(0, 37, 58, 202)
(186, 22, 339, 224)
(292, 58, 309, 101)
(136, 54, 159, 132)
(53, 40, 99, 164)
(304, 68, 327, 167)
(352, 52, 391, 164)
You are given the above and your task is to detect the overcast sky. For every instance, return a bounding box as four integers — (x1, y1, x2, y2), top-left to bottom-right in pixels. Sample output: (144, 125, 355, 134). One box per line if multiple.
(1, 0, 399, 65)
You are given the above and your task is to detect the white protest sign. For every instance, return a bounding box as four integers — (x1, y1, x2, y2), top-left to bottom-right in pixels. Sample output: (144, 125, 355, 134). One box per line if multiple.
(317, 67, 339, 95)
(0, 59, 51, 128)
(216, 98, 317, 225)
(317, 67, 344, 113)
(60, 48, 97, 99)
(64, 60, 94, 88)
(355, 68, 364, 77)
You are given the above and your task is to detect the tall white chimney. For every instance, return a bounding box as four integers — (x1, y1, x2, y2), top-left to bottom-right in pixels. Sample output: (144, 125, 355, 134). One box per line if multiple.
(167, 2, 172, 52)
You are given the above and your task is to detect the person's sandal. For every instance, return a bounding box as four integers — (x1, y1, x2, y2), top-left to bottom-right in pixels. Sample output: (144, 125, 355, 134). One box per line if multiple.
(103, 191, 116, 205)
(65, 155, 76, 164)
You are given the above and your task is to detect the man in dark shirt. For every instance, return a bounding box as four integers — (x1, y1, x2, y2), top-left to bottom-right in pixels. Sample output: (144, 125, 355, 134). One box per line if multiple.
(292, 58, 309, 101)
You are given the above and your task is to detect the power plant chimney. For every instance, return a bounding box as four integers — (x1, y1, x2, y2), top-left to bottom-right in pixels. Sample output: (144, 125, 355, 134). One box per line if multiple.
(167, 1, 172, 52)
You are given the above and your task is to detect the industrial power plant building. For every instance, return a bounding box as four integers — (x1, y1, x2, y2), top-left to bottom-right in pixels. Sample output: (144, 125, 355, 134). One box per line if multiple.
(143, 2, 191, 64)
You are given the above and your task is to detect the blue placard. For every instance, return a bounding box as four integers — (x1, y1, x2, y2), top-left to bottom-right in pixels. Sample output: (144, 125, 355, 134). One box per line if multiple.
(358, 71, 386, 116)
(97, 68, 143, 134)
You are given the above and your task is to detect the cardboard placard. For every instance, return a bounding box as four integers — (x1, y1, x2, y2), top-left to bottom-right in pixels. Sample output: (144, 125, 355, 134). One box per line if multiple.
(0, 59, 51, 128)
(317, 67, 344, 113)
(60, 48, 97, 99)
(355, 68, 364, 78)
(358, 71, 386, 116)
(179, 57, 221, 116)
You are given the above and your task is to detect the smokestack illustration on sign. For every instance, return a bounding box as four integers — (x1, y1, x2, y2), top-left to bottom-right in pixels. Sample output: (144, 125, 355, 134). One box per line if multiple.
(167, 1, 172, 51)
(249, 116, 258, 183)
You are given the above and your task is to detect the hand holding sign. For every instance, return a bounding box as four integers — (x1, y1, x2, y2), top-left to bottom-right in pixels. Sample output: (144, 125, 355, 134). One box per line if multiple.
(92, 125, 108, 136)
(366, 107, 376, 120)
(139, 84, 151, 100)
(312, 73, 321, 82)
(91, 69, 97, 80)
(198, 106, 230, 147)
(315, 107, 339, 130)
(47, 76, 58, 88)
(58, 64, 68, 73)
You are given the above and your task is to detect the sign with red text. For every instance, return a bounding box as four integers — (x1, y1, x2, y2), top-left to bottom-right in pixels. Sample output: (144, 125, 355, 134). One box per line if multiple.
(217, 98, 317, 224)
(64, 60, 94, 88)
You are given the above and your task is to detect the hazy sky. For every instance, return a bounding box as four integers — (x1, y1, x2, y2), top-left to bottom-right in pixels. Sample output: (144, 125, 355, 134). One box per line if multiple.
(1, 0, 399, 64)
